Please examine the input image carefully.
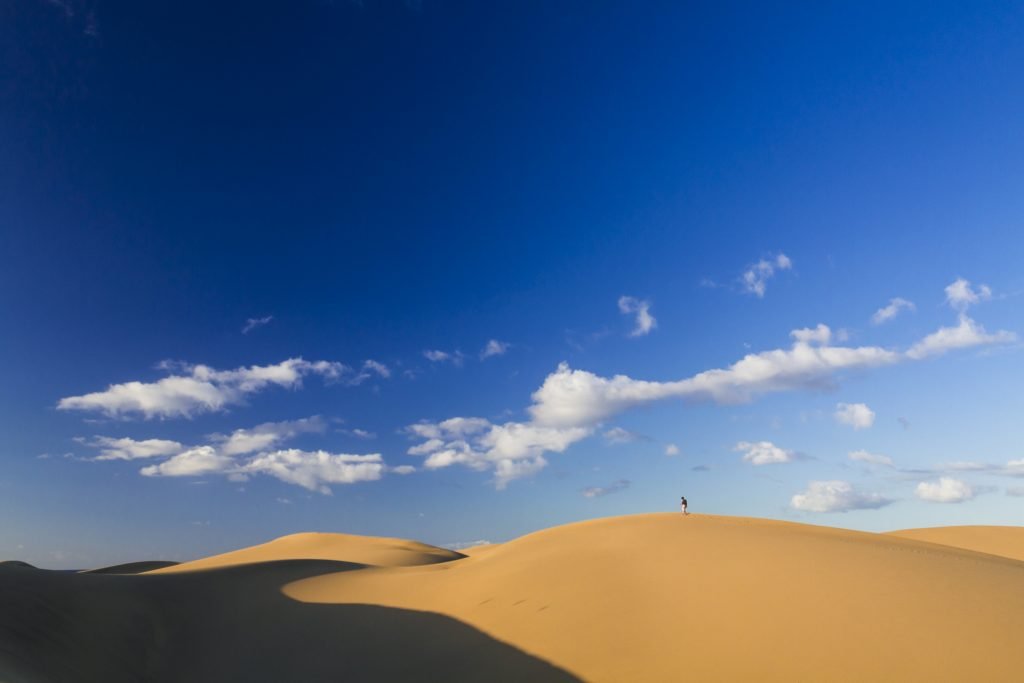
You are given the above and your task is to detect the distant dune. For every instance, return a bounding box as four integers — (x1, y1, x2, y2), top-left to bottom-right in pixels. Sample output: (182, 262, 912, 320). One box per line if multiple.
(150, 531, 465, 573)
(887, 525, 1024, 562)
(3, 514, 1024, 682)
(82, 560, 180, 574)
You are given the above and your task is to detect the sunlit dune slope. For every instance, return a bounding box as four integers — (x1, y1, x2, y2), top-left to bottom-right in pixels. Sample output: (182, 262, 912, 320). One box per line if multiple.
(887, 525, 1024, 562)
(151, 531, 464, 573)
(286, 514, 1024, 682)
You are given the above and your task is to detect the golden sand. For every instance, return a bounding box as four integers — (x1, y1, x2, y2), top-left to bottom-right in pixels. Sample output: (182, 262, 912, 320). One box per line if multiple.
(4, 514, 1024, 682)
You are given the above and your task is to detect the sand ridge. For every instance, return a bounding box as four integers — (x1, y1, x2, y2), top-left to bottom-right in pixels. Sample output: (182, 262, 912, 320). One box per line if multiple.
(886, 525, 1024, 562)
(284, 513, 1024, 682)
(149, 531, 465, 573)
(4, 515, 1024, 682)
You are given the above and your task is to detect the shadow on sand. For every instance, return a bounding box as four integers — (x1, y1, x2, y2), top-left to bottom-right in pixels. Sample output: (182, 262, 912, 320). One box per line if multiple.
(0, 560, 580, 683)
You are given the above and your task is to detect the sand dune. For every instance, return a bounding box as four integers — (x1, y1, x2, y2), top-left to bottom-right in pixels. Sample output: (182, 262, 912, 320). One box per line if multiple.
(887, 525, 1024, 562)
(287, 514, 1024, 682)
(4, 515, 1024, 682)
(0, 560, 574, 682)
(150, 531, 464, 573)
(82, 560, 179, 574)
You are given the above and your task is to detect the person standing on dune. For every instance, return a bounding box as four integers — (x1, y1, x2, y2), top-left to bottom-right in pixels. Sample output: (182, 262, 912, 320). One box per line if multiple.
(680, 496, 688, 515)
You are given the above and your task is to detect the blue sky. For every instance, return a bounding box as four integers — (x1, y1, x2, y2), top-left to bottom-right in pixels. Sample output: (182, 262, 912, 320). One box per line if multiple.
(2, 1, 1024, 568)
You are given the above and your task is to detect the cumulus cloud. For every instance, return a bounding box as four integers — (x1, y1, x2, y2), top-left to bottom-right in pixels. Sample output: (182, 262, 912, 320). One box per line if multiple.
(582, 479, 631, 498)
(210, 416, 326, 456)
(834, 402, 875, 430)
(872, 298, 915, 325)
(945, 278, 992, 311)
(790, 480, 891, 512)
(94, 416, 387, 494)
(87, 436, 185, 461)
(665, 443, 680, 456)
(735, 440, 796, 465)
(406, 417, 590, 489)
(741, 253, 792, 298)
(618, 296, 657, 337)
(905, 315, 1015, 360)
(528, 329, 898, 428)
(390, 465, 416, 475)
(242, 316, 273, 334)
(480, 340, 510, 359)
(58, 358, 348, 419)
(242, 449, 384, 494)
(848, 450, 894, 467)
(404, 283, 1014, 487)
(140, 446, 234, 478)
(915, 477, 974, 503)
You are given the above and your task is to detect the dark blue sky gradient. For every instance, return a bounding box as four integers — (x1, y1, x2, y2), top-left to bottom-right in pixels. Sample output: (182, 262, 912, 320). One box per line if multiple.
(3, 1, 1024, 566)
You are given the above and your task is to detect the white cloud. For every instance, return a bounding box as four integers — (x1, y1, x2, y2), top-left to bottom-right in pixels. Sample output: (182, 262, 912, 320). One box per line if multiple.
(790, 480, 891, 512)
(242, 449, 385, 494)
(140, 446, 234, 478)
(916, 477, 974, 503)
(582, 479, 631, 498)
(735, 440, 795, 465)
(945, 278, 992, 311)
(603, 427, 642, 444)
(872, 298, 915, 325)
(1004, 459, 1024, 477)
(88, 436, 184, 461)
(1006, 486, 1024, 497)
(741, 253, 792, 298)
(848, 450, 894, 467)
(58, 358, 347, 419)
(528, 329, 899, 428)
(94, 415, 387, 494)
(390, 465, 416, 475)
(242, 315, 273, 334)
(346, 360, 391, 386)
(790, 324, 832, 345)
(480, 340, 510, 359)
(665, 443, 680, 456)
(407, 417, 590, 489)
(211, 416, 326, 456)
(617, 296, 657, 337)
(834, 402, 875, 430)
(423, 349, 465, 367)
(404, 282, 1014, 487)
(905, 315, 1015, 360)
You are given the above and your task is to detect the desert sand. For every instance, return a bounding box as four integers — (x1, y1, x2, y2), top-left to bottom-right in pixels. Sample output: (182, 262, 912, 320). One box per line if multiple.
(3, 514, 1024, 682)
(886, 525, 1024, 562)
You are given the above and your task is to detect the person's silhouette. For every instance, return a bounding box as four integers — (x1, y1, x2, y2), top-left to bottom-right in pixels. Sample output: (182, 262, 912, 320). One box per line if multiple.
(680, 496, 688, 515)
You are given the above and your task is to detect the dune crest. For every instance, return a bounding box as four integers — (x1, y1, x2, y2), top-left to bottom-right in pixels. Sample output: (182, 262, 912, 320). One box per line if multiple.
(150, 531, 465, 573)
(286, 513, 1024, 682)
(887, 525, 1024, 562)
